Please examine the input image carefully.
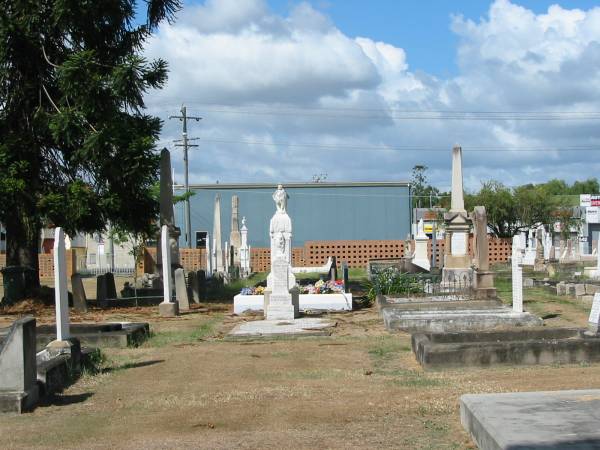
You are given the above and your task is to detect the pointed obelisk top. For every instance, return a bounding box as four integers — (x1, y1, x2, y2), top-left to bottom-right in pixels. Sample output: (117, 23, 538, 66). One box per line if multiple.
(450, 145, 465, 212)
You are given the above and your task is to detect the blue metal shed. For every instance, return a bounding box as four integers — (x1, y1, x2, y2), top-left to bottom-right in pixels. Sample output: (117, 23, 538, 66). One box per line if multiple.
(174, 182, 412, 248)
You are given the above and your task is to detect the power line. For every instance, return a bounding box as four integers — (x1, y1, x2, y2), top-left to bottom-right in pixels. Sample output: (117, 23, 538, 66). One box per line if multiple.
(151, 102, 600, 121)
(189, 138, 600, 152)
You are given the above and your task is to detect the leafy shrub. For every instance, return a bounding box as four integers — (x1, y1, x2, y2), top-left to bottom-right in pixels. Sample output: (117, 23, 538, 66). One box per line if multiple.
(366, 267, 427, 302)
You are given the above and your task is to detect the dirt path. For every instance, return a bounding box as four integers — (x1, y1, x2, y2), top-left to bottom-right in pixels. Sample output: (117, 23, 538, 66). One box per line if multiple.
(2, 298, 600, 449)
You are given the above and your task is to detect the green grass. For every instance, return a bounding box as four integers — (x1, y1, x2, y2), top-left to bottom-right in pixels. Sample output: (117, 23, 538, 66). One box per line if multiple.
(387, 371, 444, 388)
(368, 336, 411, 361)
(143, 316, 222, 347)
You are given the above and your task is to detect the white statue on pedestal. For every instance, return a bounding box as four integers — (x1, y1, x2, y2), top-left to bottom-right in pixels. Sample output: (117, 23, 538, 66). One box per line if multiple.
(266, 184, 296, 296)
(269, 184, 293, 266)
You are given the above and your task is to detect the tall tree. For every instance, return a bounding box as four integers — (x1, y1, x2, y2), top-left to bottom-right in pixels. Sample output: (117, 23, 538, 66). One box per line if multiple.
(0, 0, 180, 290)
(465, 180, 576, 237)
(410, 165, 443, 208)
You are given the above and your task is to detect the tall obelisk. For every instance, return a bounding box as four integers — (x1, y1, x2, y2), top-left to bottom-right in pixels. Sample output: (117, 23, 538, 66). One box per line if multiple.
(229, 195, 242, 266)
(442, 145, 472, 285)
(213, 194, 223, 273)
(157, 148, 181, 277)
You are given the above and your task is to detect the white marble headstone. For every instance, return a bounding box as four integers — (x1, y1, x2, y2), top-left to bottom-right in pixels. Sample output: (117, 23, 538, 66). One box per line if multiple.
(53, 227, 70, 341)
(588, 292, 600, 333)
(451, 232, 467, 256)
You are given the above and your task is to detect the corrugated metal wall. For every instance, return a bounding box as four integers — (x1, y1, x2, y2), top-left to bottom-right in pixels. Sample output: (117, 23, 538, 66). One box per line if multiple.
(175, 183, 411, 248)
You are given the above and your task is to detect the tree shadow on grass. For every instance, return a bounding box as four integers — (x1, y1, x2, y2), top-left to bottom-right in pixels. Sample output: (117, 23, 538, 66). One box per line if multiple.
(103, 359, 165, 373)
(38, 392, 94, 407)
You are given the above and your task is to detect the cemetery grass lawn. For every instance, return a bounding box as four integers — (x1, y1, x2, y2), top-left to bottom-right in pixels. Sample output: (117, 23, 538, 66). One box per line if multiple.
(2, 271, 600, 449)
(495, 272, 590, 327)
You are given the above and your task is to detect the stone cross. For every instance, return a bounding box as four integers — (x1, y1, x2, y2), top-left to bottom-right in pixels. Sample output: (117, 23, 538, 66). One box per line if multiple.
(53, 227, 70, 341)
(512, 235, 524, 313)
(450, 145, 465, 212)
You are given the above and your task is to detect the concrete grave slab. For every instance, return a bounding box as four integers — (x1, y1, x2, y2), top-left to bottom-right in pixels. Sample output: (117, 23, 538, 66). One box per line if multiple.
(227, 318, 335, 339)
(412, 327, 600, 370)
(34, 322, 150, 349)
(461, 390, 600, 449)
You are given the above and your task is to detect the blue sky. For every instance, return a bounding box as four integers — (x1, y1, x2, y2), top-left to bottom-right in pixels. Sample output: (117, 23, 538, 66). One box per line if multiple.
(144, 0, 600, 76)
(141, 0, 600, 190)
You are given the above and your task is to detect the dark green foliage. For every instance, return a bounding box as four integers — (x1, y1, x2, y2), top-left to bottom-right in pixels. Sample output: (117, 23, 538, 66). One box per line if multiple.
(465, 179, 588, 238)
(0, 0, 181, 284)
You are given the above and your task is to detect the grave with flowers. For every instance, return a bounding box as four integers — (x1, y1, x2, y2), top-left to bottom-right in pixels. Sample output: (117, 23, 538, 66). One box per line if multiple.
(233, 185, 352, 315)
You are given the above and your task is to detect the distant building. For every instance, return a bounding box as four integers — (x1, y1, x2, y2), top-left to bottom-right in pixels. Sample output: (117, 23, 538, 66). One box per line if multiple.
(176, 182, 412, 249)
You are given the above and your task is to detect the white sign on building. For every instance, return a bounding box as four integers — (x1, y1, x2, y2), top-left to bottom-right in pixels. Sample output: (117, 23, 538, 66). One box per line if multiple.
(587, 207, 600, 224)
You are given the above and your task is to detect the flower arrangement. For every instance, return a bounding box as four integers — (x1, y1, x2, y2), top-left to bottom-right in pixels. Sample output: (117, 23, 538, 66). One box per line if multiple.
(240, 280, 345, 295)
(300, 279, 344, 294)
(240, 285, 266, 295)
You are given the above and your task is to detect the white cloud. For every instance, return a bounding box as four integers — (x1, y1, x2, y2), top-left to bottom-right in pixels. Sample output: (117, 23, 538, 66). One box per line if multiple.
(144, 0, 600, 192)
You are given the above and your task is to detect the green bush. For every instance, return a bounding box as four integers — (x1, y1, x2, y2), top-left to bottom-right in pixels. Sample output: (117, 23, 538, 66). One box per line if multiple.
(367, 267, 427, 302)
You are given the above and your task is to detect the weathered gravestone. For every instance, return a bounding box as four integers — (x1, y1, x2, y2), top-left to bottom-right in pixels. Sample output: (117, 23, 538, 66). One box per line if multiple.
(70, 274, 88, 313)
(105, 272, 117, 300)
(188, 271, 200, 304)
(0, 317, 39, 413)
(174, 268, 190, 312)
(96, 274, 108, 307)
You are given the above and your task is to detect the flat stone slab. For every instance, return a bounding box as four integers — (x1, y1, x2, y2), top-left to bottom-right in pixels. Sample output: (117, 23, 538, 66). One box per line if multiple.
(461, 390, 600, 449)
(383, 307, 542, 333)
(227, 318, 335, 339)
(33, 322, 150, 350)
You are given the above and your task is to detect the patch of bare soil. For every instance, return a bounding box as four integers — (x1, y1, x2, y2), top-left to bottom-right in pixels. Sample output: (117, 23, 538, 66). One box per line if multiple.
(1, 289, 599, 449)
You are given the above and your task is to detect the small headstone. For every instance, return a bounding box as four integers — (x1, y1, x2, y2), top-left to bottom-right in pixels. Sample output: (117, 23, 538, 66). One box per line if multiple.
(71, 274, 88, 313)
(105, 272, 117, 299)
(588, 293, 600, 333)
(174, 268, 190, 311)
(188, 271, 200, 304)
(342, 261, 349, 293)
(512, 235, 524, 313)
(329, 256, 338, 282)
(96, 274, 108, 307)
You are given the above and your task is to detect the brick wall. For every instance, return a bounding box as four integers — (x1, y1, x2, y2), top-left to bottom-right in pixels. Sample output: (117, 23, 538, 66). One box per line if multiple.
(126, 236, 515, 275)
(180, 248, 207, 272)
(248, 236, 511, 272)
(140, 247, 208, 275)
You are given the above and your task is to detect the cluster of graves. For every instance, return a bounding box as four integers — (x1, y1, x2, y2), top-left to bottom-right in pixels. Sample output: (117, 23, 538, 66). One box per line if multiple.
(376, 146, 600, 449)
(0, 228, 149, 413)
